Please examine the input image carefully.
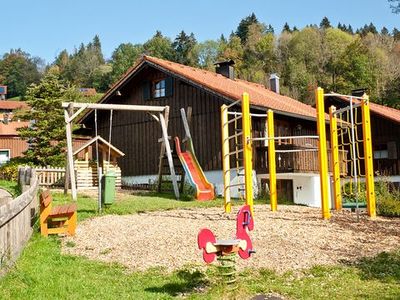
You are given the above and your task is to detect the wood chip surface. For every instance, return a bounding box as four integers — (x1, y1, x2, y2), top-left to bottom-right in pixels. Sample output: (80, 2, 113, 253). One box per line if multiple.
(62, 205, 400, 273)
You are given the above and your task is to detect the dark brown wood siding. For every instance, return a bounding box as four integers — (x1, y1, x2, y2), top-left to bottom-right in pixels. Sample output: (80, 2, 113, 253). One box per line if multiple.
(91, 66, 226, 177)
(87, 65, 330, 177)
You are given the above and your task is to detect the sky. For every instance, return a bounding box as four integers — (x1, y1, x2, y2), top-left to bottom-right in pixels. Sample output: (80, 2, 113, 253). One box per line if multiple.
(3, 0, 399, 63)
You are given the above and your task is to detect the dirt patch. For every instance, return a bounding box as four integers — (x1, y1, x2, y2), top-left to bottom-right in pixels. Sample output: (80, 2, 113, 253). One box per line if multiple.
(61, 205, 400, 273)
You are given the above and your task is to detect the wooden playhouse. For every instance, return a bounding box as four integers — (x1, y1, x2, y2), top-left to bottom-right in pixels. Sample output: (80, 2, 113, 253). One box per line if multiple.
(73, 136, 124, 190)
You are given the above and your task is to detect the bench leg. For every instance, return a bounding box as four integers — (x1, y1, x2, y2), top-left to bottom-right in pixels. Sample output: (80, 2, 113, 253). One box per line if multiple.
(67, 211, 77, 236)
(40, 219, 49, 237)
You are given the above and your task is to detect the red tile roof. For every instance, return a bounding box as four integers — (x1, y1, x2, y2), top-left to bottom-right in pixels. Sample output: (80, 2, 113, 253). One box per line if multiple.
(0, 121, 29, 136)
(146, 56, 317, 119)
(330, 93, 400, 124)
(100, 55, 318, 120)
(0, 100, 28, 110)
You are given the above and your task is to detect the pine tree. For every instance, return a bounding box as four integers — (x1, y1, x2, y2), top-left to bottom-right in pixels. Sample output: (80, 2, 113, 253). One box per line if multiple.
(381, 27, 390, 35)
(393, 28, 400, 40)
(282, 22, 291, 33)
(236, 13, 259, 43)
(320, 17, 331, 29)
(347, 25, 354, 34)
(18, 69, 78, 166)
(389, 0, 400, 13)
(172, 31, 198, 66)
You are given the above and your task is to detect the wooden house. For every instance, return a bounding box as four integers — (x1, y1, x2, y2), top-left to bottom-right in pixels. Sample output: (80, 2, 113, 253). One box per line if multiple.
(80, 56, 332, 206)
(324, 94, 400, 183)
(73, 136, 124, 189)
(0, 100, 30, 164)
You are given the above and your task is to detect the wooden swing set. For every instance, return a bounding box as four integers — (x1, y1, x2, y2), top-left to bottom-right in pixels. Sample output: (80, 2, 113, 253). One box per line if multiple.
(62, 102, 180, 211)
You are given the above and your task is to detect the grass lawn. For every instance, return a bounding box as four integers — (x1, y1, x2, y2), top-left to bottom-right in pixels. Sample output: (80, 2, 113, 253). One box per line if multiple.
(0, 179, 21, 197)
(0, 191, 399, 299)
(0, 233, 398, 299)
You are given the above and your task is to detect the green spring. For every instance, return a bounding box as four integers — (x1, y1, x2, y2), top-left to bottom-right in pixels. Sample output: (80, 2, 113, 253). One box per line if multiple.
(217, 253, 237, 289)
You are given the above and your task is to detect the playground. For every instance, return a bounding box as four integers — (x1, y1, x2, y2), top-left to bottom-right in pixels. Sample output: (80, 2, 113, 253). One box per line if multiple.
(61, 201, 400, 273)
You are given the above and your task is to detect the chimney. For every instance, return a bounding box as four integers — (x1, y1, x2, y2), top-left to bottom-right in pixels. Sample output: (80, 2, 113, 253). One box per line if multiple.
(351, 88, 368, 97)
(269, 73, 280, 94)
(214, 60, 235, 80)
(3, 113, 8, 125)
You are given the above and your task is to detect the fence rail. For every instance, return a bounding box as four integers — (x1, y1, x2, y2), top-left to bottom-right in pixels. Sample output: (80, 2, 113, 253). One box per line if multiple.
(35, 167, 66, 187)
(0, 167, 39, 275)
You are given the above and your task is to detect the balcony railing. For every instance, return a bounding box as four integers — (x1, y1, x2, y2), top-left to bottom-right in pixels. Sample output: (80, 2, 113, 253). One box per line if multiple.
(255, 145, 348, 174)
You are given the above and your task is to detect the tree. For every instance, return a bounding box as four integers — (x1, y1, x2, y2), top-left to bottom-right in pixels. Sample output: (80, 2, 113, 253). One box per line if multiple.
(389, 0, 400, 13)
(320, 17, 331, 29)
(358, 23, 378, 36)
(143, 31, 174, 60)
(381, 27, 390, 36)
(236, 13, 259, 44)
(110, 43, 143, 83)
(322, 28, 354, 91)
(282, 22, 291, 33)
(18, 69, 79, 166)
(218, 35, 244, 74)
(393, 28, 400, 40)
(340, 38, 376, 94)
(58, 35, 107, 89)
(173, 31, 198, 66)
(0, 49, 42, 98)
(196, 40, 220, 70)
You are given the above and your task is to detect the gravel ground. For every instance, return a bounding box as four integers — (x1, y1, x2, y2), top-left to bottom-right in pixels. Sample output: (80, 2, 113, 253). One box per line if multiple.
(61, 205, 400, 273)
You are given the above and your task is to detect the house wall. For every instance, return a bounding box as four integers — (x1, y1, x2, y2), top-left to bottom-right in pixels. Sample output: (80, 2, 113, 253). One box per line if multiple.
(257, 173, 333, 208)
(0, 137, 28, 159)
(90, 66, 324, 179)
(92, 67, 226, 177)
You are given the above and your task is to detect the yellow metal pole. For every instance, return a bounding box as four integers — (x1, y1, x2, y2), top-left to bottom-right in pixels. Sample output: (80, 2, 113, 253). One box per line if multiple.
(315, 87, 331, 220)
(329, 106, 342, 211)
(242, 93, 253, 214)
(267, 109, 277, 211)
(361, 95, 376, 219)
(221, 104, 231, 213)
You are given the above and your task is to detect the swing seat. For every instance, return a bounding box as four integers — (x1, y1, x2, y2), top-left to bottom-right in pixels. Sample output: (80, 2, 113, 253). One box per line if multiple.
(342, 202, 367, 209)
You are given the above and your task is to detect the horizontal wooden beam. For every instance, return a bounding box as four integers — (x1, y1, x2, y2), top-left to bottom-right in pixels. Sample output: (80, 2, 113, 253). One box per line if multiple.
(62, 102, 167, 113)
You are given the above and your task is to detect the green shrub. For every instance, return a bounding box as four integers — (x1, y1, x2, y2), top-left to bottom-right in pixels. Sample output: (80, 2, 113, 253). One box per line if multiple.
(376, 179, 400, 217)
(0, 157, 34, 181)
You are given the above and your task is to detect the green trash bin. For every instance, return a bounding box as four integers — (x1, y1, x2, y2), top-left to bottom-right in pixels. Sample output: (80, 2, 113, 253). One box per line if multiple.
(102, 171, 116, 205)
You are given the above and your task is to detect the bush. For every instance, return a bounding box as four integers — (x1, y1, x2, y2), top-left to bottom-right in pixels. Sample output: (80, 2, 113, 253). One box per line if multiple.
(0, 157, 34, 181)
(376, 179, 400, 217)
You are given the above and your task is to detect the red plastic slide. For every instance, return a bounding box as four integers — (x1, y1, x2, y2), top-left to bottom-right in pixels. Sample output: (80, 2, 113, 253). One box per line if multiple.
(175, 137, 215, 201)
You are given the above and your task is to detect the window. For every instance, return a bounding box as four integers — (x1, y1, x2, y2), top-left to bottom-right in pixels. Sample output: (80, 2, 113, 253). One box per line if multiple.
(0, 150, 10, 166)
(153, 79, 166, 98)
(143, 77, 173, 100)
(374, 144, 389, 159)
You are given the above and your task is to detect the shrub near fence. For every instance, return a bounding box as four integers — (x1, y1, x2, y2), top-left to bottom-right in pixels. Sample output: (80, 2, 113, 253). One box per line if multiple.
(0, 167, 39, 275)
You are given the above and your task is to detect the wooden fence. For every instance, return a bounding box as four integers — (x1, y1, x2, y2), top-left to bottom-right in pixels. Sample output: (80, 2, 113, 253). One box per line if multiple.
(35, 167, 66, 187)
(35, 165, 122, 189)
(0, 167, 39, 274)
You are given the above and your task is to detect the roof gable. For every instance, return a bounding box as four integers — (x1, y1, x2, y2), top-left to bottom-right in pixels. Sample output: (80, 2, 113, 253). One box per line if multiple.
(73, 135, 125, 157)
(328, 93, 400, 124)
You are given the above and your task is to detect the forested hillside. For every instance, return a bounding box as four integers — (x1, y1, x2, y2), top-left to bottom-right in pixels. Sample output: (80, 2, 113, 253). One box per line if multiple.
(1, 14, 399, 107)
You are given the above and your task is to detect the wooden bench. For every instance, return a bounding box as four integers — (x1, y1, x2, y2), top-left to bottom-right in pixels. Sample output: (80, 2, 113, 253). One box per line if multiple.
(40, 190, 77, 236)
